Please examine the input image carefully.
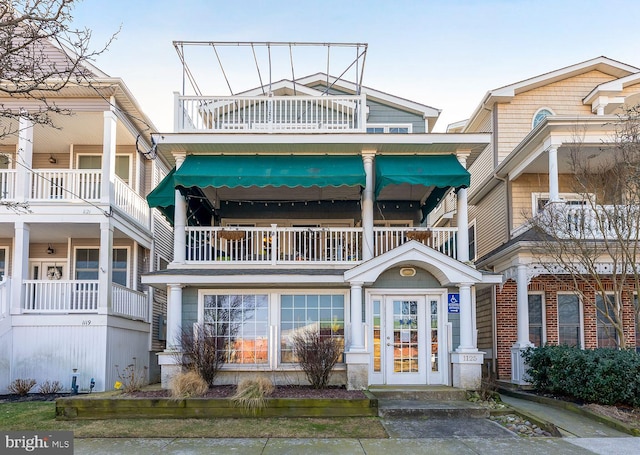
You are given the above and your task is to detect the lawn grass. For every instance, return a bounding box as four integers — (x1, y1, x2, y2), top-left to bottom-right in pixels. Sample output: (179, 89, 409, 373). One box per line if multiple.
(0, 402, 388, 438)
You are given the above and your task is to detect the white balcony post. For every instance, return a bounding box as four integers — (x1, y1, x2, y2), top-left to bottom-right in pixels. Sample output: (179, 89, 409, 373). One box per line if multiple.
(451, 282, 483, 389)
(102, 109, 117, 203)
(362, 152, 375, 261)
(456, 187, 469, 263)
(172, 153, 187, 264)
(16, 116, 34, 201)
(515, 264, 532, 347)
(98, 221, 113, 314)
(548, 147, 559, 203)
(10, 221, 29, 314)
(456, 283, 475, 351)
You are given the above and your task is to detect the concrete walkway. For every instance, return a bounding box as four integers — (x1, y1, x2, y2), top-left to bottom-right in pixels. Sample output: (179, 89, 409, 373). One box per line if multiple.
(74, 436, 640, 454)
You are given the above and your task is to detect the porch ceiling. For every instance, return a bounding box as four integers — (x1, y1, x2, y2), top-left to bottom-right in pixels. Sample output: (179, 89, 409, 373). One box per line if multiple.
(0, 222, 135, 243)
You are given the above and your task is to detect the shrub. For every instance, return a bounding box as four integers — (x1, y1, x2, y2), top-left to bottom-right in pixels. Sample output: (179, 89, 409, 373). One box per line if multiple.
(38, 380, 63, 394)
(231, 377, 274, 415)
(8, 378, 37, 396)
(523, 345, 640, 407)
(178, 324, 226, 386)
(115, 357, 148, 393)
(169, 370, 209, 399)
(291, 328, 342, 389)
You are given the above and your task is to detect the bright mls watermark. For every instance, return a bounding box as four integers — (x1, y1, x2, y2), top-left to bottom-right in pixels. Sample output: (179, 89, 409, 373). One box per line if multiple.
(1, 431, 73, 454)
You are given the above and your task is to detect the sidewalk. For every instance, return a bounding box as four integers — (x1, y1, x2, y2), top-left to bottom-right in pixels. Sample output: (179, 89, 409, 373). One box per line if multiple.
(74, 435, 640, 454)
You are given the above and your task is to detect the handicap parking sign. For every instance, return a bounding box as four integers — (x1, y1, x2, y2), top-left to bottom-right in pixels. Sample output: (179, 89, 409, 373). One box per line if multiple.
(448, 293, 460, 313)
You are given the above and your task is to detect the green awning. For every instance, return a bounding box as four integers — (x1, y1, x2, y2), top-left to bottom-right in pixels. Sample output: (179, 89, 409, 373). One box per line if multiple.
(146, 167, 176, 223)
(374, 154, 470, 197)
(146, 155, 366, 223)
(174, 155, 365, 189)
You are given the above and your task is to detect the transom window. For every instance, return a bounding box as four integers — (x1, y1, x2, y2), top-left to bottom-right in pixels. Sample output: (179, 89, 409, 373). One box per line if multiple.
(532, 108, 553, 128)
(558, 294, 582, 347)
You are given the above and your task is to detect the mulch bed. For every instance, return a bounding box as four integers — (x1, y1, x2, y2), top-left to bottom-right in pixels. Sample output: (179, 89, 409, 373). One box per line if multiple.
(0, 393, 69, 403)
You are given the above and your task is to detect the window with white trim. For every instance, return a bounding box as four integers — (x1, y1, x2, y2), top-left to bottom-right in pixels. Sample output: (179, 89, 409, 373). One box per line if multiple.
(596, 293, 618, 348)
(468, 221, 476, 261)
(557, 293, 582, 347)
(366, 123, 412, 134)
(75, 248, 128, 285)
(532, 192, 593, 213)
(0, 248, 6, 279)
(202, 293, 269, 365)
(77, 154, 132, 184)
(528, 293, 545, 347)
(280, 294, 345, 363)
(532, 108, 553, 128)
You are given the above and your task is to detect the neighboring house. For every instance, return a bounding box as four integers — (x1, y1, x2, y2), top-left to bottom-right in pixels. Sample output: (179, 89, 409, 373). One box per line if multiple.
(143, 42, 500, 390)
(458, 56, 640, 383)
(0, 40, 173, 393)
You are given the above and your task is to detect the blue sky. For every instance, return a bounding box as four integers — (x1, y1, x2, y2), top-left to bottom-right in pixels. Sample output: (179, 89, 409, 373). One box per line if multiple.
(72, 0, 640, 132)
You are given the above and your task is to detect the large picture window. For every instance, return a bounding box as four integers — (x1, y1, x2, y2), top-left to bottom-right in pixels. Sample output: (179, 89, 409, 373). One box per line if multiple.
(558, 294, 582, 347)
(203, 294, 269, 365)
(75, 248, 128, 284)
(280, 294, 345, 363)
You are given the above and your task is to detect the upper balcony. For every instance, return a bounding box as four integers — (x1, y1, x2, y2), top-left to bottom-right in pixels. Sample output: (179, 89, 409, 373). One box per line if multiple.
(176, 94, 367, 134)
(0, 168, 150, 228)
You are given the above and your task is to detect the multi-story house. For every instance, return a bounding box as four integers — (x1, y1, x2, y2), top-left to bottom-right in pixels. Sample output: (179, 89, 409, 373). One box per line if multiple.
(459, 56, 640, 383)
(143, 41, 500, 390)
(0, 40, 173, 393)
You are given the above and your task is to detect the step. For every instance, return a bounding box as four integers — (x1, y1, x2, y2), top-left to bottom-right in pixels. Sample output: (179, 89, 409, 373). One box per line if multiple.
(376, 399, 489, 418)
(368, 385, 468, 401)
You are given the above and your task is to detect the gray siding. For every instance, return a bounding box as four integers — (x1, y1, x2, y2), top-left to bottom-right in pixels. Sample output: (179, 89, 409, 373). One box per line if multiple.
(181, 287, 199, 334)
(373, 267, 440, 288)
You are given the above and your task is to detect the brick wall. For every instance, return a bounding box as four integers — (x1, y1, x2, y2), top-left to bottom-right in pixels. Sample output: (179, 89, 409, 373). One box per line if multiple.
(495, 275, 637, 380)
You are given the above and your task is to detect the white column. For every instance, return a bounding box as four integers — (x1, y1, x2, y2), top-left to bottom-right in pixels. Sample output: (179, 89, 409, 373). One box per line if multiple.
(102, 110, 117, 203)
(456, 187, 469, 263)
(548, 147, 559, 203)
(456, 283, 475, 351)
(515, 264, 531, 347)
(349, 282, 364, 351)
(166, 283, 183, 350)
(16, 116, 34, 201)
(172, 154, 187, 264)
(10, 222, 29, 314)
(361, 153, 375, 261)
(97, 221, 113, 315)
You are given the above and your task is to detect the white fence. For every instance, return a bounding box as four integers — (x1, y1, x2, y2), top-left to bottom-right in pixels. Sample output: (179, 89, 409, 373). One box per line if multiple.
(185, 226, 458, 264)
(112, 283, 148, 321)
(176, 94, 367, 133)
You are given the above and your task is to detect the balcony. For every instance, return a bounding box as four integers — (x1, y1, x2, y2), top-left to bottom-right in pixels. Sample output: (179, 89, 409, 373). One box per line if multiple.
(176, 94, 367, 133)
(22, 280, 148, 321)
(526, 202, 640, 240)
(184, 226, 458, 264)
(0, 169, 150, 228)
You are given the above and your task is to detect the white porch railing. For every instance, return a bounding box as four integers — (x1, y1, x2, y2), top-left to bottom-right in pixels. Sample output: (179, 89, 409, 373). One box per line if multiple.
(0, 169, 16, 200)
(536, 203, 640, 240)
(0, 277, 10, 318)
(176, 94, 367, 133)
(374, 227, 458, 258)
(185, 225, 459, 264)
(30, 169, 101, 201)
(113, 176, 150, 227)
(111, 283, 148, 321)
(23, 280, 99, 312)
